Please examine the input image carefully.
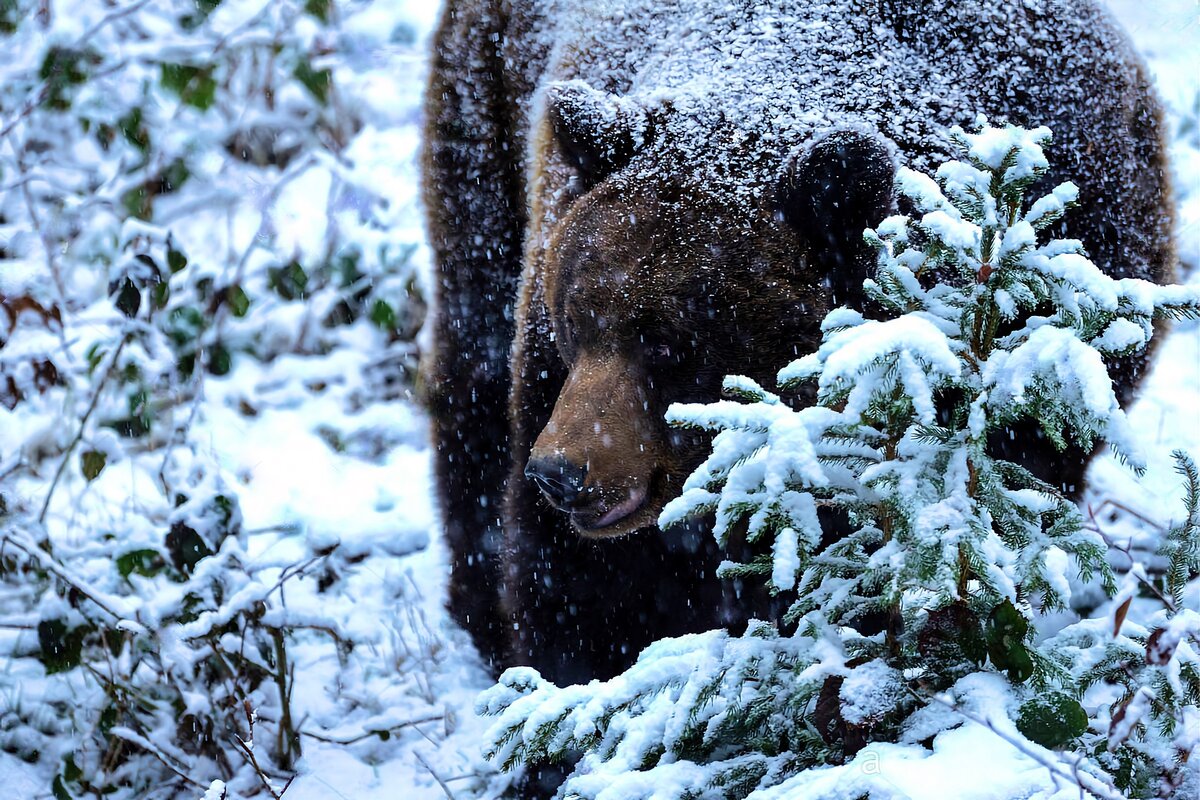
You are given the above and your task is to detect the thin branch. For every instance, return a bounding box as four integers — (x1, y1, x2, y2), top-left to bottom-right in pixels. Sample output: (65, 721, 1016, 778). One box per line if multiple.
(14, 147, 68, 303)
(0, 531, 125, 620)
(297, 713, 446, 746)
(1087, 502, 1179, 614)
(414, 750, 456, 800)
(38, 335, 128, 524)
(234, 701, 290, 800)
(233, 735, 284, 800)
(271, 629, 299, 770)
(157, 370, 205, 497)
(924, 692, 1125, 800)
(110, 726, 207, 791)
(76, 0, 155, 43)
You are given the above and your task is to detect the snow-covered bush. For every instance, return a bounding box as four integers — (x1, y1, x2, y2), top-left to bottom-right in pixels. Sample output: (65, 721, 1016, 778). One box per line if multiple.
(0, 1, 427, 797)
(479, 120, 1200, 799)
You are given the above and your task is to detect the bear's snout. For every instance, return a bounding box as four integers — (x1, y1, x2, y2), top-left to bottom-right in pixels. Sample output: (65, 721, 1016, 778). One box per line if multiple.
(525, 454, 587, 508)
(528, 351, 663, 537)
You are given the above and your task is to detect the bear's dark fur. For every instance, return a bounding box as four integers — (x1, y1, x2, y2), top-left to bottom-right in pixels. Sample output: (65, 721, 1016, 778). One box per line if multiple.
(421, 0, 1175, 685)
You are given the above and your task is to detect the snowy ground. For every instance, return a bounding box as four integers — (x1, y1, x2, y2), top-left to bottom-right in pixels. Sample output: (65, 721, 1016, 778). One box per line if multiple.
(1, 1, 1197, 798)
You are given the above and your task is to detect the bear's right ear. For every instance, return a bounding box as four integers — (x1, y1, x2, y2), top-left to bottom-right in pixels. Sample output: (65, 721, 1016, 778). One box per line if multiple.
(547, 81, 648, 186)
(775, 130, 895, 306)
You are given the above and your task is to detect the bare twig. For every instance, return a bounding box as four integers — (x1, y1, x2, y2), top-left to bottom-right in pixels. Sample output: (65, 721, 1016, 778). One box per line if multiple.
(157, 370, 205, 497)
(0, 531, 125, 619)
(76, 0, 155, 43)
(271, 629, 299, 770)
(923, 692, 1125, 800)
(297, 713, 446, 746)
(38, 335, 129, 524)
(1086, 502, 1179, 614)
(110, 726, 207, 791)
(13, 145, 68, 303)
(234, 701, 290, 800)
(265, 552, 334, 599)
(212, 0, 275, 55)
(414, 750, 456, 800)
(0, 455, 24, 483)
(1085, 498, 1165, 533)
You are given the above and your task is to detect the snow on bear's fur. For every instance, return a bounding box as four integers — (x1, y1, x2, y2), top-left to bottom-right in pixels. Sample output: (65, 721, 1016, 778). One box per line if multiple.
(422, 0, 1175, 685)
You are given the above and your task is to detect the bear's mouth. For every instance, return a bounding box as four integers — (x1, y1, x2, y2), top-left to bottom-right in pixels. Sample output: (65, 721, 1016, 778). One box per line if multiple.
(568, 472, 666, 537)
(572, 486, 647, 530)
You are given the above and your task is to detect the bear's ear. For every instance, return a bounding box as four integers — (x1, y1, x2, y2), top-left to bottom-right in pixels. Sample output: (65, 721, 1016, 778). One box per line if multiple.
(775, 130, 895, 306)
(547, 81, 648, 186)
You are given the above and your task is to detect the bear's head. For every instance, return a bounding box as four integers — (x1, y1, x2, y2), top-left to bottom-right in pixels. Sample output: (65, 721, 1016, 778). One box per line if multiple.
(525, 82, 895, 537)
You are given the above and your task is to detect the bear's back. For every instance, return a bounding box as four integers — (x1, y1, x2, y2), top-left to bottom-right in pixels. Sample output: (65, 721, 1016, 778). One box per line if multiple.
(510, 0, 1169, 284)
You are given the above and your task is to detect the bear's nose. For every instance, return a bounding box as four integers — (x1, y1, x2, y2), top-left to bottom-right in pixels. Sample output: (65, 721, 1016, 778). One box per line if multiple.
(525, 455, 587, 508)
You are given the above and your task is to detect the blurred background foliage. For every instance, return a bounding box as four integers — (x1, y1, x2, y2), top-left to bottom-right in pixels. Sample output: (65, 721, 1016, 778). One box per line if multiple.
(0, 1, 433, 797)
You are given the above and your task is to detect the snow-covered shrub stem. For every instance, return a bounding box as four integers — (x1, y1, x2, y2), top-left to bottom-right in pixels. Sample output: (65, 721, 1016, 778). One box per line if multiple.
(479, 120, 1200, 799)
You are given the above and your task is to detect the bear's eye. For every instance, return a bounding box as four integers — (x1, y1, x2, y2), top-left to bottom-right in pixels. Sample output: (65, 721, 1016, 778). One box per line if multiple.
(644, 339, 686, 370)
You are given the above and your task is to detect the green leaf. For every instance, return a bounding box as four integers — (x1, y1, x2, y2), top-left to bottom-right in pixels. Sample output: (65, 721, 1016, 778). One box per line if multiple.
(117, 107, 150, 153)
(37, 619, 89, 675)
(179, 0, 222, 30)
(160, 63, 217, 110)
(62, 755, 81, 784)
(294, 61, 331, 104)
(226, 285, 251, 317)
(987, 599, 1034, 683)
(0, 0, 20, 35)
(269, 261, 308, 301)
(39, 47, 98, 110)
(52, 775, 73, 800)
(116, 548, 165, 578)
(1017, 692, 1088, 749)
(166, 522, 213, 575)
(85, 343, 106, 374)
(151, 281, 171, 310)
(206, 343, 232, 376)
(369, 299, 396, 331)
(304, 0, 332, 23)
(165, 305, 205, 347)
(213, 494, 237, 529)
(114, 277, 141, 318)
(167, 243, 188, 274)
(158, 158, 191, 194)
(128, 388, 152, 435)
(121, 185, 152, 220)
(80, 450, 106, 482)
(98, 704, 118, 734)
(160, 63, 198, 93)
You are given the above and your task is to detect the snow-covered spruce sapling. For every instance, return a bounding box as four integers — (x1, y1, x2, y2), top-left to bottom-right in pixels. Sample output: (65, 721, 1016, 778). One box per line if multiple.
(477, 120, 1200, 798)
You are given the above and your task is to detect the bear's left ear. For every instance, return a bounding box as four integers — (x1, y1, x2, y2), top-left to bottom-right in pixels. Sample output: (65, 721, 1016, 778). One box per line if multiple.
(775, 130, 895, 306)
(547, 81, 649, 187)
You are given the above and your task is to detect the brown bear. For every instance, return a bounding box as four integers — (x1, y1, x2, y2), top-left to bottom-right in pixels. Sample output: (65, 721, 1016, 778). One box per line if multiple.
(421, 0, 1174, 686)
